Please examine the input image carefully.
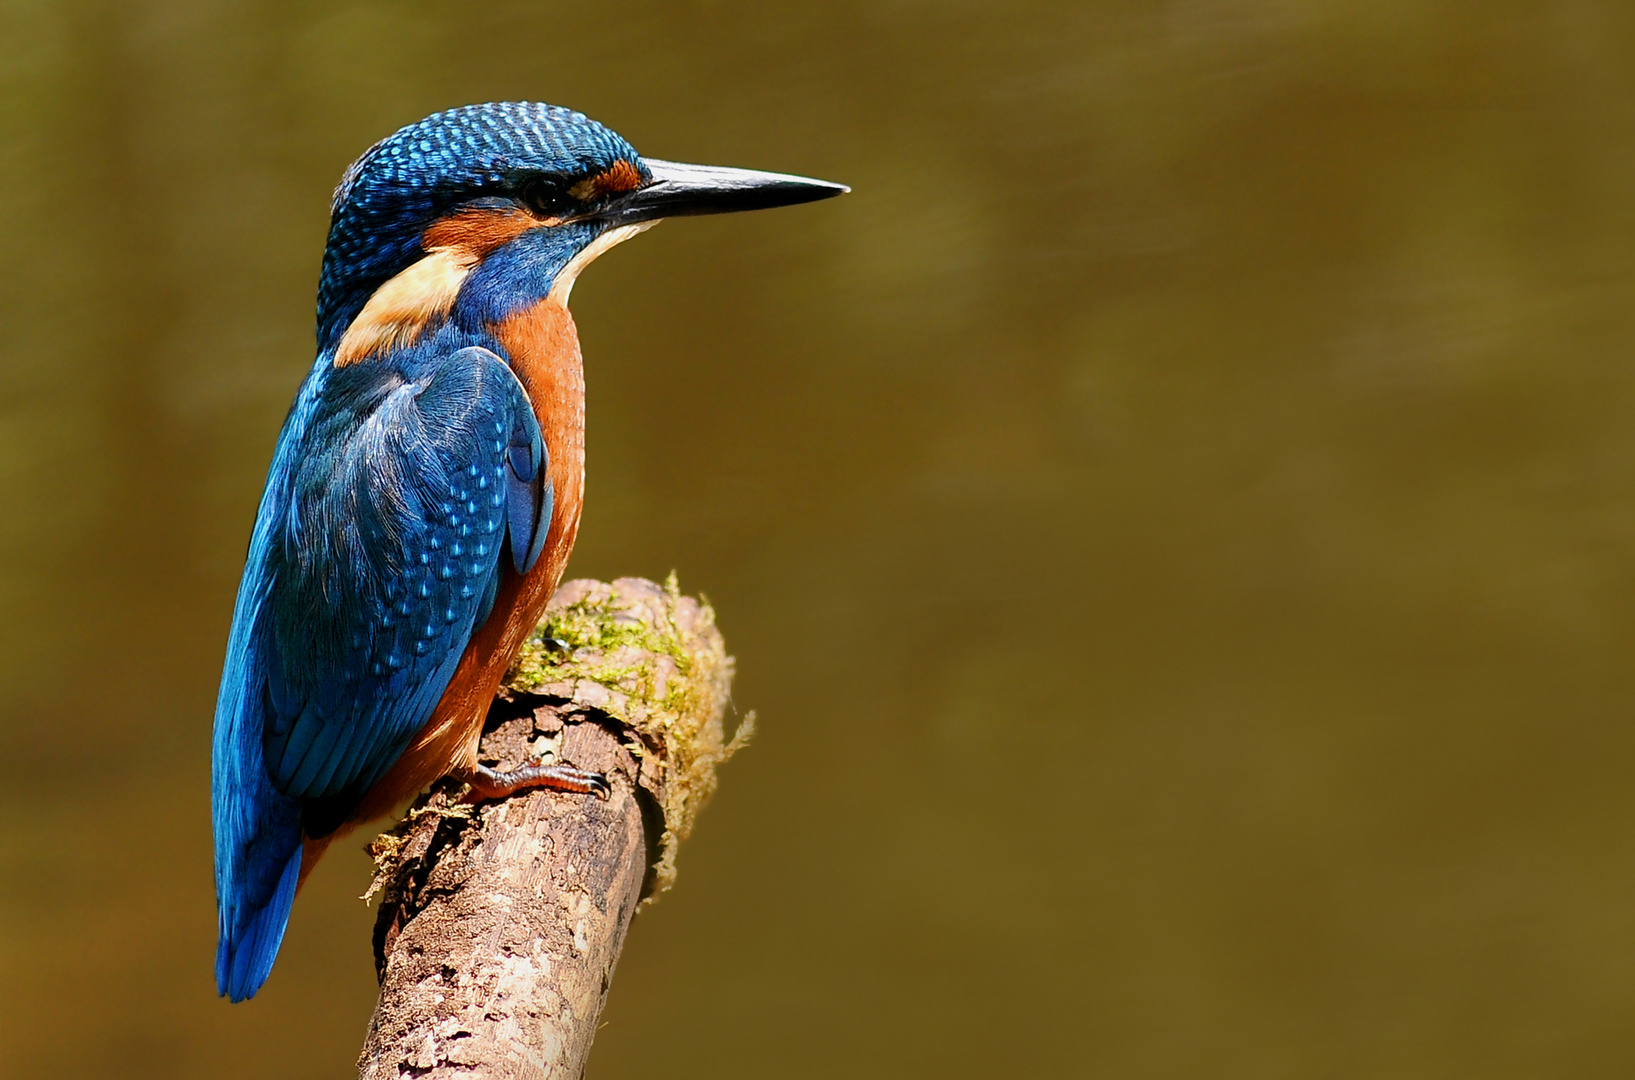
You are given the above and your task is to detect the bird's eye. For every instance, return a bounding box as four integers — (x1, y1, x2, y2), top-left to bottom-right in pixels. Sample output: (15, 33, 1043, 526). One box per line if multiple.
(520, 179, 574, 220)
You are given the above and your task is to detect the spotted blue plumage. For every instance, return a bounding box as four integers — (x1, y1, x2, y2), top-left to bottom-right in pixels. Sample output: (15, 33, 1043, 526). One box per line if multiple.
(261, 340, 550, 820)
(213, 103, 638, 1002)
(213, 334, 551, 1002)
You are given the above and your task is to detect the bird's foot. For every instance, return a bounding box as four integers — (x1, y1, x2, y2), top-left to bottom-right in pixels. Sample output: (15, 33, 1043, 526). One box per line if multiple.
(463, 761, 611, 803)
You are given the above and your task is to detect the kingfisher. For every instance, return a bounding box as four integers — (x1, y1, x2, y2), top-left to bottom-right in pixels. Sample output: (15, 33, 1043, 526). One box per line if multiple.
(211, 102, 844, 1001)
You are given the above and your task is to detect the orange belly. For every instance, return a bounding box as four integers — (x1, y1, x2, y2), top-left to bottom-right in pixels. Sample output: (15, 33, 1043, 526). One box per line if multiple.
(310, 298, 586, 855)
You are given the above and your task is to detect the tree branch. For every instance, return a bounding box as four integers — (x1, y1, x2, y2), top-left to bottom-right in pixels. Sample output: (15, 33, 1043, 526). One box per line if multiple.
(356, 577, 750, 1079)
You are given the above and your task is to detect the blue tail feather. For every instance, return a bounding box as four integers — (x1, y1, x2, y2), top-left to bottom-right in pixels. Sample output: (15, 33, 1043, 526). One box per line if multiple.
(217, 842, 301, 1002)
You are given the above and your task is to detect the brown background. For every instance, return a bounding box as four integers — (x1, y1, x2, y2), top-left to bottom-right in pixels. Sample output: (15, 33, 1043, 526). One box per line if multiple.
(3, 1, 1635, 1076)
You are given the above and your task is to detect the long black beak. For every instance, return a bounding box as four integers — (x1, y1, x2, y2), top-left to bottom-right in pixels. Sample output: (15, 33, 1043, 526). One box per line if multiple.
(600, 159, 848, 225)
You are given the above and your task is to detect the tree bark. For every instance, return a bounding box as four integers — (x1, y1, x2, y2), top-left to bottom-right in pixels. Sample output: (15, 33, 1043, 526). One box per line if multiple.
(356, 577, 747, 1080)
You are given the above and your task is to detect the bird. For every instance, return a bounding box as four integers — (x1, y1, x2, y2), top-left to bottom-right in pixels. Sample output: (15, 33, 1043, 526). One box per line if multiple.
(211, 102, 845, 1002)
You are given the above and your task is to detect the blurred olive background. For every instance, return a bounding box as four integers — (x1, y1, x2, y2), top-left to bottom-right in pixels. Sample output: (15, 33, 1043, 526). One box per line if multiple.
(3, 0, 1635, 1076)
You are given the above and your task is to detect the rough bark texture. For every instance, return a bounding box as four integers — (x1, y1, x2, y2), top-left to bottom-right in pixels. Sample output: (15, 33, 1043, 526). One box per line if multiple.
(356, 577, 747, 1080)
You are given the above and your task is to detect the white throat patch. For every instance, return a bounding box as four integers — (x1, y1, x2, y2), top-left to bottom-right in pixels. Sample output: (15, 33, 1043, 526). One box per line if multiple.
(547, 221, 658, 307)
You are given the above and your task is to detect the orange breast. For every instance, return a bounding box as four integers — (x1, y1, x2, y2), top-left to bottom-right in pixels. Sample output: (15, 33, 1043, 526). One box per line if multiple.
(341, 298, 586, 828)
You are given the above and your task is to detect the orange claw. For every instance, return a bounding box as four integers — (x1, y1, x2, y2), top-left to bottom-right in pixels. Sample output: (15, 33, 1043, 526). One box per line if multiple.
(462, 761, 611, 803)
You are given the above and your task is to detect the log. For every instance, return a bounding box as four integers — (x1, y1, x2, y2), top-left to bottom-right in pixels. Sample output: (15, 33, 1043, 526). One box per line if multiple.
(356, 576, 751, 1079)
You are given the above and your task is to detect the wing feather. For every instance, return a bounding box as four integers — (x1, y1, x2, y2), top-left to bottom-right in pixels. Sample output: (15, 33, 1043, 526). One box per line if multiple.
(213, 337, 551, 997)
(259, 343, 547, 824)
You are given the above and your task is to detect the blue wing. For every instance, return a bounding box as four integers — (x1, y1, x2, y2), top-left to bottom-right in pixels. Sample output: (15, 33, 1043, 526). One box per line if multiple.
(212, 341, 551, 1000)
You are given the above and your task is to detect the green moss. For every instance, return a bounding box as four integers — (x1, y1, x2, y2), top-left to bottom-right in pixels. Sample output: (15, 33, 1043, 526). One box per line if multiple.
(504, 574, 751, 899)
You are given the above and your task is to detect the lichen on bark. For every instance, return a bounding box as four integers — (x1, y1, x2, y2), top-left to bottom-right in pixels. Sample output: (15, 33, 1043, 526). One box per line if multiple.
(504, 574, 753, 896)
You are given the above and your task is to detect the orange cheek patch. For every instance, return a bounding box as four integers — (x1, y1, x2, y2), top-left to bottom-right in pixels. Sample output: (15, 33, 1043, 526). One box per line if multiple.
(569, 159, 644, 201)
(334, 206, 555, 367)
(421, 206, 541, 259)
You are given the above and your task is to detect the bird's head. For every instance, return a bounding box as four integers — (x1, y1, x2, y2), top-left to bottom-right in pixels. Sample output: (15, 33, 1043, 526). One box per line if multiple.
(316, 102, 845, 361)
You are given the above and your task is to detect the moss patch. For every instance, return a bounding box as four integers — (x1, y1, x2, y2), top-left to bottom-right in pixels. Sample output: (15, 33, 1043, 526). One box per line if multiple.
(505, 574, 752, 898)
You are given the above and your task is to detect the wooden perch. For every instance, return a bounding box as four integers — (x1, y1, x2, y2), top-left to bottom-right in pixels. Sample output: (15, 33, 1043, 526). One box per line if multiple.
(356, 577, 751, 1080)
